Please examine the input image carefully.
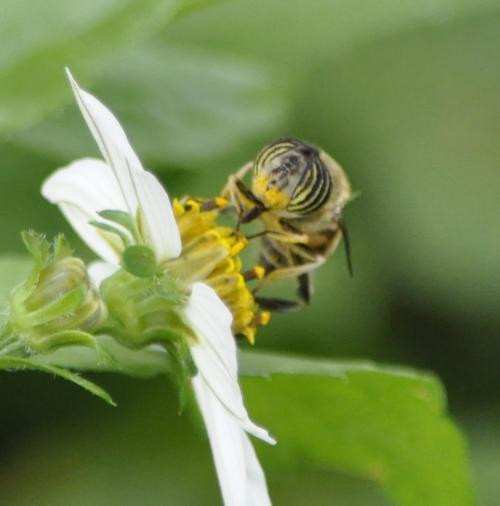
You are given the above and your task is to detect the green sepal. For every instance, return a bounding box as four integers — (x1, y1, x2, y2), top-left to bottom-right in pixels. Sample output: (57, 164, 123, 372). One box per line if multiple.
(164, 338, 197, 413)
(10, 266, 40, 309)
(32, 329, 96, 351)
(156, 275, 186, 305)
(98, 210, 137, 239)
(15, 232, 76, 307)
(122, 245, 158, 278)
(29, 330, 117, 368)
(52, 234, 73, 260)
(0, 355, 116, 406)
(90, 220, 131, 248)
(100, 269, 188, 349)
(24, 285, 87, 327)
(21, 230, 50, 268)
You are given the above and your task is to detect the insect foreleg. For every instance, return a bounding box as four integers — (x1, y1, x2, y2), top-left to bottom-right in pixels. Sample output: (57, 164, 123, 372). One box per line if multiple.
(222, 162, 268, 228)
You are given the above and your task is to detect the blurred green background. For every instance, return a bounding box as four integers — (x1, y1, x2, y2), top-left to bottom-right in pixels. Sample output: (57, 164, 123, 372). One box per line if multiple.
(0, 0, 499, 504)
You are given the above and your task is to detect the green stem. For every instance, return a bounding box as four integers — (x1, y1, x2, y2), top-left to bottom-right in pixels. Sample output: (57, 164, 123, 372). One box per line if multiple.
(32, 336, 170, 378)
(23, 337, 294, 380)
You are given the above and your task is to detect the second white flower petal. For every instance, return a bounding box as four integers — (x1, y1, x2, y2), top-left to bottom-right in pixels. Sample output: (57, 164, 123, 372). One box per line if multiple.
(193, 374, 272, 506)
(66, 70, 182, 263)
(133, 170, 182, 263)
(42, 158, 129, 264)
(182, 283, 276, 445)
(241, 432, 272, 506)
(66, 69, 144, 216)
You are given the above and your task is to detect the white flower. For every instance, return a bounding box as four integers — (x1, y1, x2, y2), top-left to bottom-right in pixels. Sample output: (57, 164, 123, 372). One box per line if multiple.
(42, 70, 275, 505)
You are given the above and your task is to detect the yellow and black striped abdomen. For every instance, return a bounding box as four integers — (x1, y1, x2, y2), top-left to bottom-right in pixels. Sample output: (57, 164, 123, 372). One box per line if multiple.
(254, 139, 299, 177)
(252, 138, 333, 215)
(287, 157, 332, 215)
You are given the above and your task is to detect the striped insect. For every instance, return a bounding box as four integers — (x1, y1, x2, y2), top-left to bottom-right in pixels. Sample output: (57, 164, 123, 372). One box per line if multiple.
(223, 137, 353, 311)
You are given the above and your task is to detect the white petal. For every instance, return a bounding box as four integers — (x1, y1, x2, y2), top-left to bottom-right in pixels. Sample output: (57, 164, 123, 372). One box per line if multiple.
(66, 69, 182, 262)
(88, 261, 118, 287)
(241, 434, 272, 506)
(183, 283, 276, 445)
(133, 170, 182, 263)
(193, 375, 246, 505)
(66, 69, 143, 215)
(193, 375, 272, 506)
(42, 158, 129, 264)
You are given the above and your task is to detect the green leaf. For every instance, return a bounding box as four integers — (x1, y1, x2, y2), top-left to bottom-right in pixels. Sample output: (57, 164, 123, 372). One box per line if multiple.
(239, 351, 475, 506)
(0, 355, 115, 406)
(166, 0, 500, 71)
(14, 43, 289, 171)
(33, 344, 475, 505)
(0, 0, 209, 135)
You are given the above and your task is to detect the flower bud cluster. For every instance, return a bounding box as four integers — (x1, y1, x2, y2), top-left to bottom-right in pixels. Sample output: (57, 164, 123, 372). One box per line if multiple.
(1, 232, 105, 356)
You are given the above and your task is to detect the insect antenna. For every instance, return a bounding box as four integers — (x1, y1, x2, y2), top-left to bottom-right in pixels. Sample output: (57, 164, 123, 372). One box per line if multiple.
(338, 217, 354, 277)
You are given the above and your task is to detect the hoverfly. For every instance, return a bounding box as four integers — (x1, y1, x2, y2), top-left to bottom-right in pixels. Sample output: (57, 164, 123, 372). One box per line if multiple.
(222, 137, 353, 311)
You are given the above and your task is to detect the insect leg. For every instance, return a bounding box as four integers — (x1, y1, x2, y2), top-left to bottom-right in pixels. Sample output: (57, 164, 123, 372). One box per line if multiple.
(254, 271, 314, 312)
(257, 258, 324, 289)
(221, 162, 255, 212)
(254, 296, 303, 312)
(297, 272, 312, 304)
(246, 228, 309, 244)
(222, 163, 267, 228)
(233, 180, 266, 223)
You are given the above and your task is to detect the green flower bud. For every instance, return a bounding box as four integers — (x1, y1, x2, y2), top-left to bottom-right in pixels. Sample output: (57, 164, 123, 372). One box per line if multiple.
(3, 232, 106, 355)
(99, 267, 196, 407)
(99, 268, 189, 348)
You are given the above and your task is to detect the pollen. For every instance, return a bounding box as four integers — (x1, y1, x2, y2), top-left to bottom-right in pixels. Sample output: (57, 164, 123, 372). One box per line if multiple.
(214, 197, 228, 209)
(254, 174, 289, 209)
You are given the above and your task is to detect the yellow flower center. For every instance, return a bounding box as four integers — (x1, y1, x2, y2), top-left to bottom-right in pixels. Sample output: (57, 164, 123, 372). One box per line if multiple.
(169, 198, 270, 344)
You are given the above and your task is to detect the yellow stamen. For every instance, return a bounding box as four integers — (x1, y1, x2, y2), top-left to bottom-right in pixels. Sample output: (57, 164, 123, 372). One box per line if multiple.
(185, 199, 201, 212)
(230, 241, 246, 257)
(242, 328, 256, 345)
(168, 197, 267, 343)
(173, 199, 185, 216)
(244, 265, 266, 281)
(258, 311, 271, 326)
